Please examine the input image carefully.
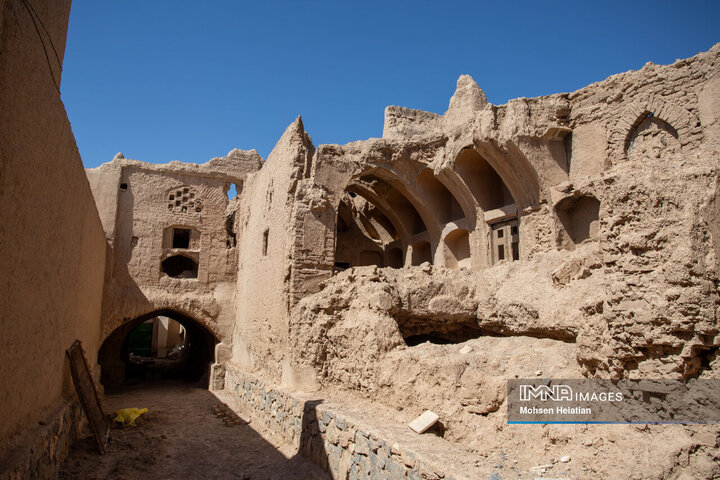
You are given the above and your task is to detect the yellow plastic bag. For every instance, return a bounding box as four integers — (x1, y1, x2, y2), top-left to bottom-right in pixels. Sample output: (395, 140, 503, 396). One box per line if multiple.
(113, 407, 148, 426)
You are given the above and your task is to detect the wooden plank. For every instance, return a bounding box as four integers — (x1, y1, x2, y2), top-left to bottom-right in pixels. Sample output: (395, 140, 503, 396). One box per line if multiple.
(66, 339, 109, 454)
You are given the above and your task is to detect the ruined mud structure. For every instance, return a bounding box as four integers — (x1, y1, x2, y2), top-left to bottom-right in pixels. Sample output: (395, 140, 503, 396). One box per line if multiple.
(2, 1, 720, 478)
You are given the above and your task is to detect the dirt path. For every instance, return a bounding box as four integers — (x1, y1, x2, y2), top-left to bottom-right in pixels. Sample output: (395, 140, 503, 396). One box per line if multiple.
(60, 383, 328, 479)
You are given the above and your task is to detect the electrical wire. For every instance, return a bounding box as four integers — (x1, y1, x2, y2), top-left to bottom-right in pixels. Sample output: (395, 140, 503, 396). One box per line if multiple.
(19, 0, 61, 93)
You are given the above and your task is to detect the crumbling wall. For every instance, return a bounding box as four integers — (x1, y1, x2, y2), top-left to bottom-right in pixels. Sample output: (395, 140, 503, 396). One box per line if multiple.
(86, 150, 262, 390)
(269, 44, 720, 463)
(87, 151, 262, 340)
(0, 0, 106, 474)
(230, 118, 316, 387)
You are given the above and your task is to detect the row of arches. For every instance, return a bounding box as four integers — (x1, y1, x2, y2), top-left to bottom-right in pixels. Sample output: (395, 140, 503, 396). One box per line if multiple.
(331, 98, 697, 273)
(333, 146, 523, 271)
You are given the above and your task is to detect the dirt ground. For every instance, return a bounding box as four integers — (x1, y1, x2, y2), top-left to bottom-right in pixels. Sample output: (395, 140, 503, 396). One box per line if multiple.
(59, 383, 328, 479)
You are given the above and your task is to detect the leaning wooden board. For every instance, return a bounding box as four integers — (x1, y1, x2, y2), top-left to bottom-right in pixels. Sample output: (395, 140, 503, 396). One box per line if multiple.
(66, 340, 109, 454)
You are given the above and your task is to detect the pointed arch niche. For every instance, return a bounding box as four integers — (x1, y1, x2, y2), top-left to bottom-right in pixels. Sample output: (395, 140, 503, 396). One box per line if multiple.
(334, 172, 431, 270)
(452, 146, 523, 267)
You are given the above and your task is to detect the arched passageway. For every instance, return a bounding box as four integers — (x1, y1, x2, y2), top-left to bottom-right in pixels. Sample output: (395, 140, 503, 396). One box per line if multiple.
(98, 309, 217, 392)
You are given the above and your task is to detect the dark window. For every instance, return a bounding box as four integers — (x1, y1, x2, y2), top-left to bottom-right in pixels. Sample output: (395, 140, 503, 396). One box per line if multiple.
(225, 213, 236, 248)
(511, 226, 518, 235)
(498, 245, 505, 261)
(161, 255, 198, 278)
(172, 228, 191, 249)
(512, 241, 519, 261)
(497, 229, 504, 238)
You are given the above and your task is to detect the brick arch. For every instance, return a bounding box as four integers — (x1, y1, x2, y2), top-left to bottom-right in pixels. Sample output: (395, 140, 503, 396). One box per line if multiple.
(101, 301, 223, 345)
(609, 96, 701, 162)
(98, 308, 219, 391)
(103, 308, 220, 343)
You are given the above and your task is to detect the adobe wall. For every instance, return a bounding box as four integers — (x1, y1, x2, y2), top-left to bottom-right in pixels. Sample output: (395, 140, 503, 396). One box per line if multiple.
(0, 0, 106, 474)
(86, 150, 262, 389)
(284, 45, 720, 368)
(213, 45, 720, 477)
(214, 46, 720, 399)
(230, 118, 317, 387)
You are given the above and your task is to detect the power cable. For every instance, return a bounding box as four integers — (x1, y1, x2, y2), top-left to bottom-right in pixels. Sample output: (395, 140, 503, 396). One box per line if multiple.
(19, 0, 61, 93)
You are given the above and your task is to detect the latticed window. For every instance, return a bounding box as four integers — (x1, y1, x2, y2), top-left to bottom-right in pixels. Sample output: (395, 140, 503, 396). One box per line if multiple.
(167, 187, 202, 214)
(491, 219, 519, 264)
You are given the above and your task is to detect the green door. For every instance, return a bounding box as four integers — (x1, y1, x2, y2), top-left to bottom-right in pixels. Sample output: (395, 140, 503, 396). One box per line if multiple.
(127, 321, 154, 357)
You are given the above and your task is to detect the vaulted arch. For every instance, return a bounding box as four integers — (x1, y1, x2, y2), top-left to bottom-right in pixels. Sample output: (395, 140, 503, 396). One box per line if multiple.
(334, 165, 441, 270)
(345, 182, 412, 245)
(415, 168, 465, 223)
(454, 147, 515, 212)
(98, 309, 218, 392)
(443, 228, 471, 269)
(433, 168, 478, 226)
(453, 143, 540, 209)
(360, 167, 441, 240)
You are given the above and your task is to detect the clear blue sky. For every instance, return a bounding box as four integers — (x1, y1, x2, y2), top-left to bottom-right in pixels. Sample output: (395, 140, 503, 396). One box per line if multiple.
(61, 1, 720, 168)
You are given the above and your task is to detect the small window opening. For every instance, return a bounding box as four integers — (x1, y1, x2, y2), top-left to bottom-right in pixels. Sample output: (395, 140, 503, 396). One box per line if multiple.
(172, 228, 191, 249)
(262, 229, 269, 256)
(491, 219, 519, 265)
(225, 213, 236, 248)
(556, 196, 600, 248)
(120, 183, 128, 191)
(227, 183, 238, 200)
(161, 255, 198, 279)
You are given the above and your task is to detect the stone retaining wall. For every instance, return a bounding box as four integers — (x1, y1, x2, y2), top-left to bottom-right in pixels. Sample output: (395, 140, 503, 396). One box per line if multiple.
(221, 365, 470, 480)
(0, 400, 85, 480)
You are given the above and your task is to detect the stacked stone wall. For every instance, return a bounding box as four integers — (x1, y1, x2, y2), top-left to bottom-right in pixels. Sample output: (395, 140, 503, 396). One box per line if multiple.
(222, 366, 476, 480)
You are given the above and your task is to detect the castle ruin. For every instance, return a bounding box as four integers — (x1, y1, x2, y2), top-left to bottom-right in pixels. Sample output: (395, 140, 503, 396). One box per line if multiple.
(2, 1, 720, 478)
